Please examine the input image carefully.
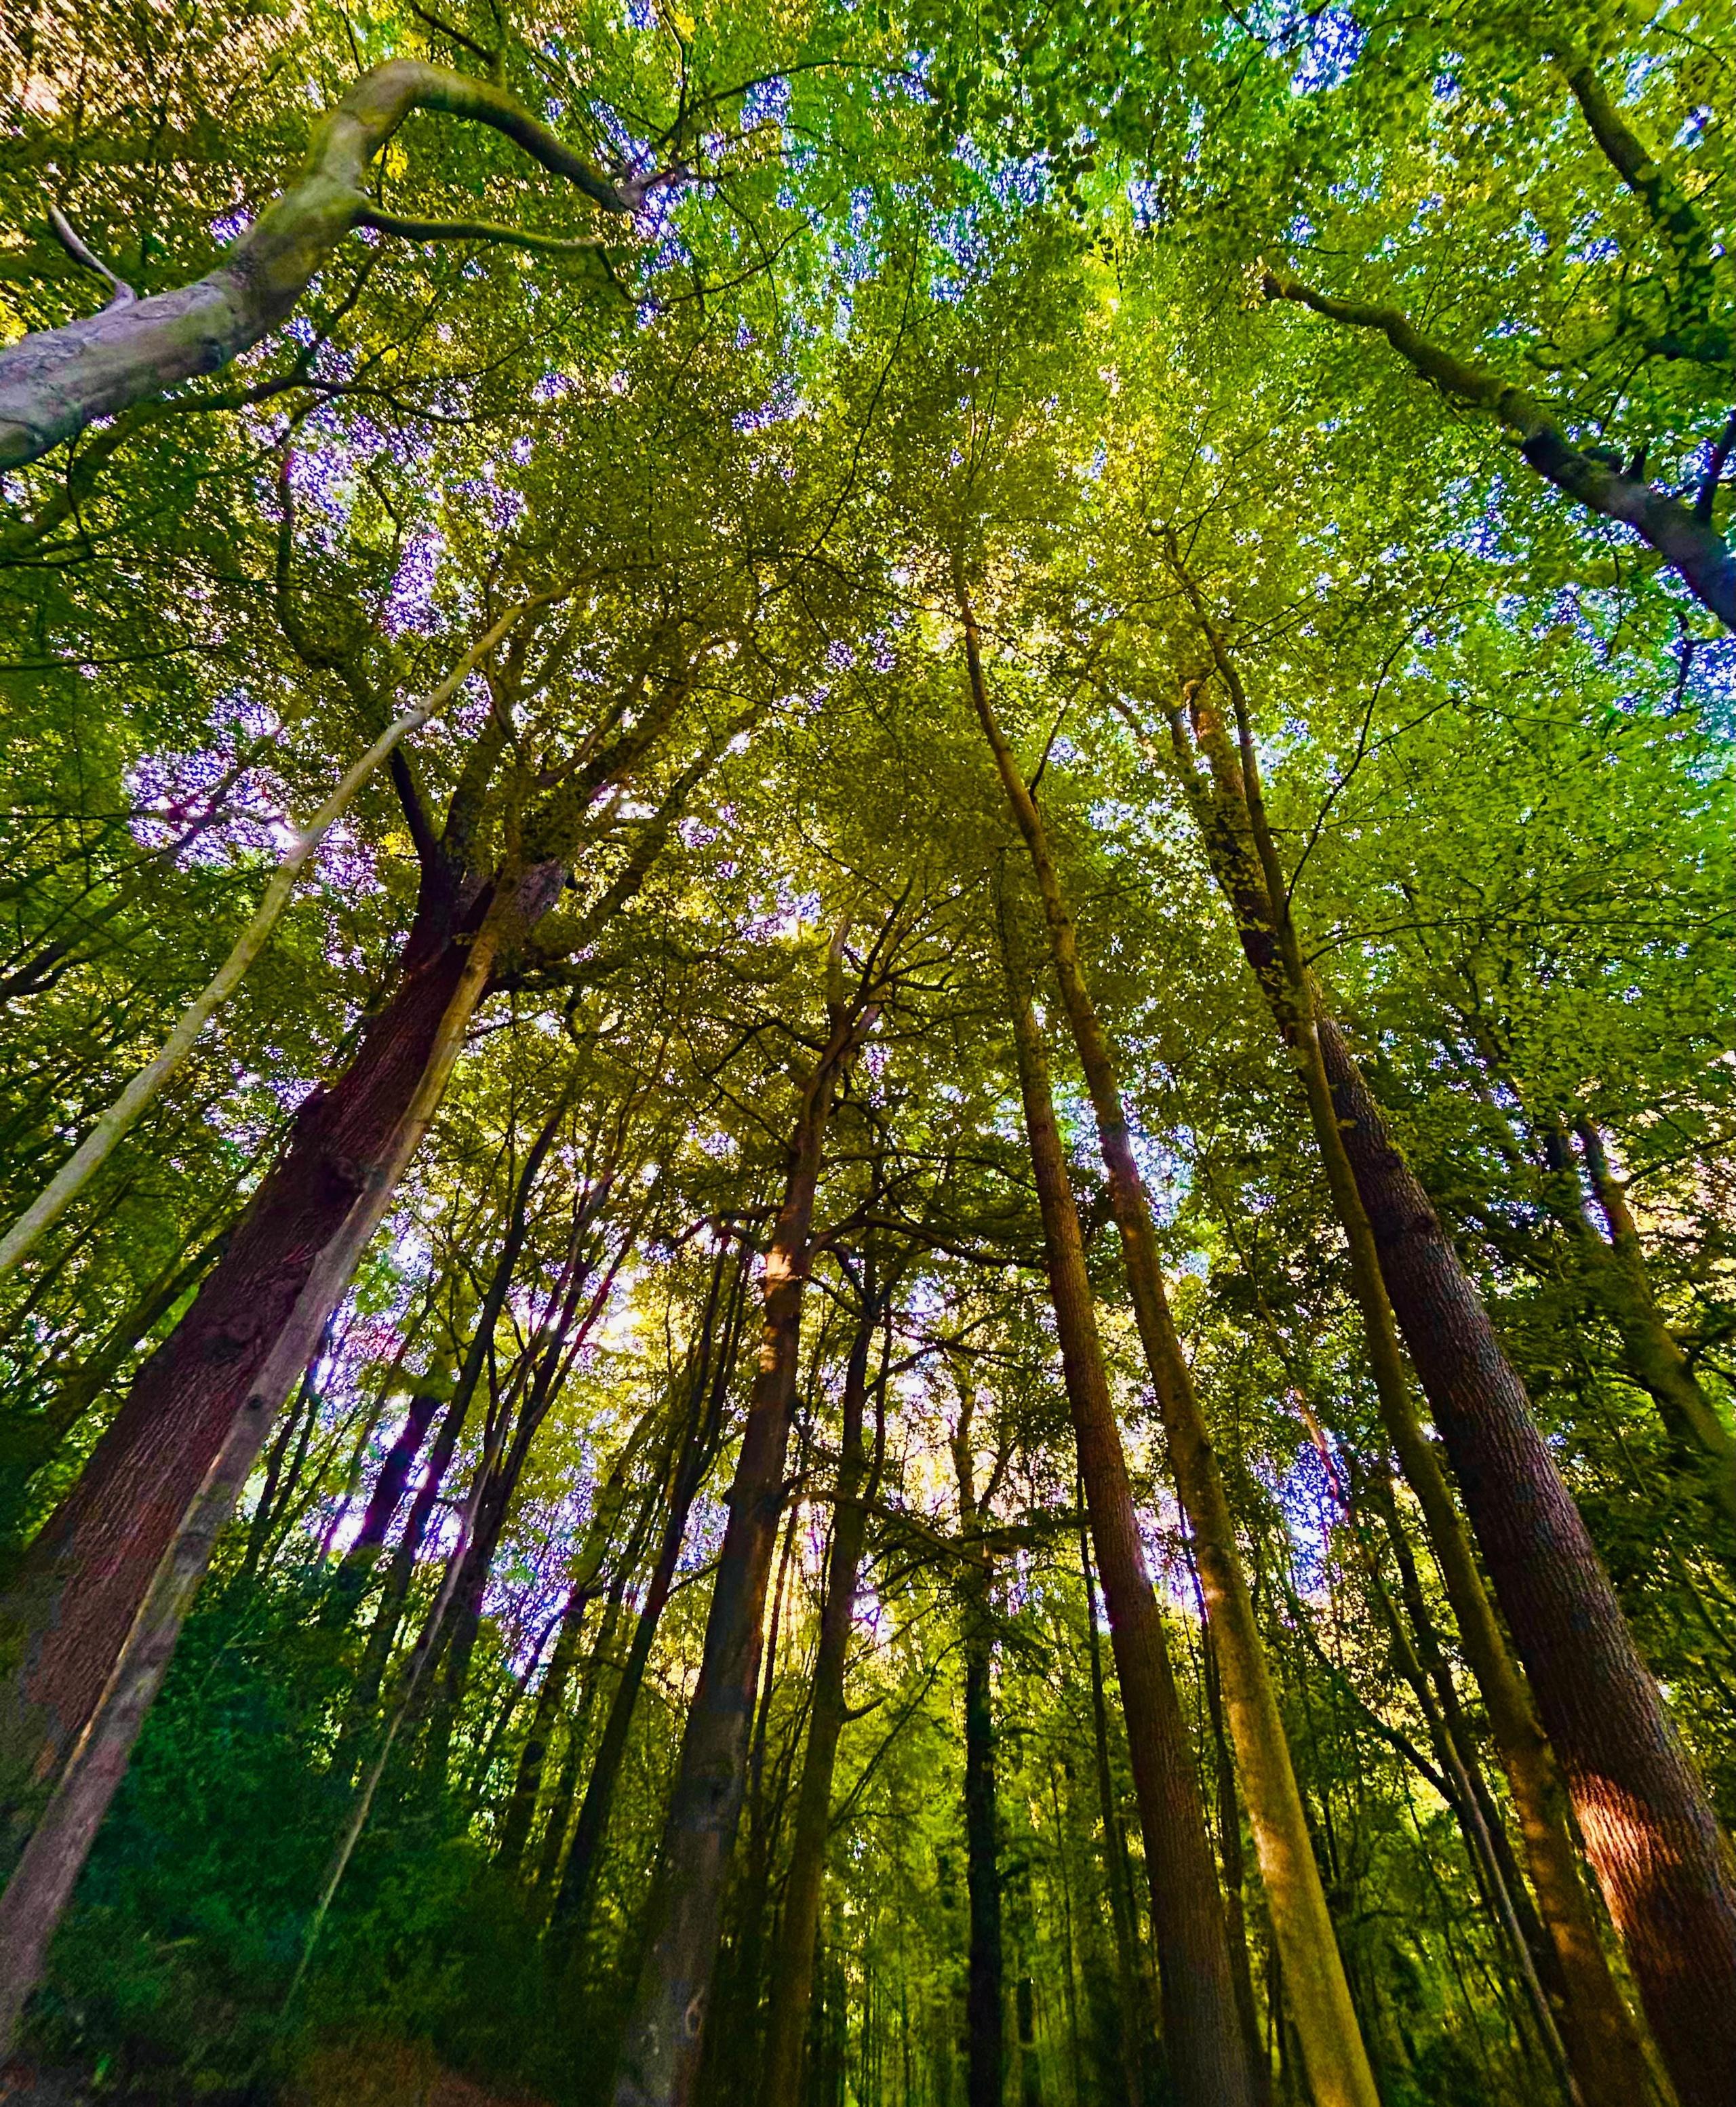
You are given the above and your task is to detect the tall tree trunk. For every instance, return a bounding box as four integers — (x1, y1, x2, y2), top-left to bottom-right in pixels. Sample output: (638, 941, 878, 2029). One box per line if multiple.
(951, 1411, 1006, 2107)
(553, 1248, 751, 1933)
(610, 930, 880, 2107)
(1194, 1571, 1274, 2107)
(0, 870, 513, 1835)
(964, 583, 1376, 2107)
(1167, 670, 1731, 2107)
(1004, 930, 1258, 2107)
(0, 918, 493, 2047)
(1078, 1516, 1147, 2107)
(759, 1280, 886, 2106)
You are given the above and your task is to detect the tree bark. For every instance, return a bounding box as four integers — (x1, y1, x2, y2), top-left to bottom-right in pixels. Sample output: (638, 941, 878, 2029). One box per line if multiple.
(1005, 930, 1259, 2107)
(1078, 1516, 1147, 2107)
(0, 870, 509, 1834)
(0, 915, 491, 2048)
(553, 1248, 750, 1933)
(950, 1398, 1007, 2107)
(1166, 672, 1727, 2106)
(759, 1282, 886, 2105)
(1314, 1008, 1736, 2107)
(0, 62, 648, 469)
(964, 582, 1377, 2107)
(610, 932, 878, 2107)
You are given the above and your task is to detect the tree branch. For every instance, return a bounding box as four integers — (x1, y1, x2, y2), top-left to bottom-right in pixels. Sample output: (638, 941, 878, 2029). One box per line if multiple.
(1262, 269, 1736, 630)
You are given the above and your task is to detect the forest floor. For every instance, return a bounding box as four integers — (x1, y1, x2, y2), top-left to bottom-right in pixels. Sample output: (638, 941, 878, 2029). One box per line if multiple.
(0, 2045, 549, 2107)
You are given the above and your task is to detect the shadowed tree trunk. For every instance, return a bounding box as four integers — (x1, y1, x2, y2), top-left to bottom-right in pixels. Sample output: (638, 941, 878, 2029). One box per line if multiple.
(964, 576, 1376, 2107)
(0, 909, 494, 2047)
(553, 1243, 751, 1934)
(1004, 920, 1259, 2107)
(610, 922, 884, 2107)
(1164, 654, 1733, 2107)
(758, 1272, 889, 2105)
(0, 866, 511, 1838)
(950, 1383, 1006, 2107)
(1078, 1516, 1148, 2107)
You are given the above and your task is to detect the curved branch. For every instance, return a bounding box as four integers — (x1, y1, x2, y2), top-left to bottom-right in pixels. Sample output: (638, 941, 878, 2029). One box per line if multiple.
(1554, 47, 1728, 364)
(355, 204, 618, 256)
(1262, 269, 1736, 631)
(0, 58, 663, 469)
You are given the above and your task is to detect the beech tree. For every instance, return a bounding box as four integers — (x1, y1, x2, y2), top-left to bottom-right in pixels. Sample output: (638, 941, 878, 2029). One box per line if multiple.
(2, 1, 1734, 2104)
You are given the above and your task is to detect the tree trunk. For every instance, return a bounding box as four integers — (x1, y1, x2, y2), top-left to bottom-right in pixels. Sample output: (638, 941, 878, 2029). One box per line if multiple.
(964, 585, 1376, 2107)
(1194, 1571, 1274, 2107)
(1005, 931, 1259, 2107)
(1316, 1006, 1736, 2107)
(553, 1251, 751, 1933)
(610, 936, 877, 2107)
(0, 919, 492, 2048)
(336, 1091, 566, 1752)
(759, 1284, 886, 2106)
(952, 1419, 1006, 2107)
(0, 873, 504, 1834)
(1168, 675, 1729, 2107)
(0, 62, 644, 470)
(1078, 1516, 1147, 2107)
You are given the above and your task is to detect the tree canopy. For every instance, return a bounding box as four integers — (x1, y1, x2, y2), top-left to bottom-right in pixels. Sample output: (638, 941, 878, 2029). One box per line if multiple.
(1, 3, 1733, 2105)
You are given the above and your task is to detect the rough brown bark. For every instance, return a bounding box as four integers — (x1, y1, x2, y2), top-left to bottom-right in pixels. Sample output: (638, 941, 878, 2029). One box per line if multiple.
(0, 877, 496, 1830)
(1006, 934, 1259, 2107)
(1166, 674, 1666, 2107)
(1317, 1008, 1736, 2107)
(0, 919, 492, 2048)
(610, 932, 880, 2107)
(1165, 666, 1727, 2105)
